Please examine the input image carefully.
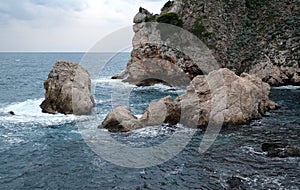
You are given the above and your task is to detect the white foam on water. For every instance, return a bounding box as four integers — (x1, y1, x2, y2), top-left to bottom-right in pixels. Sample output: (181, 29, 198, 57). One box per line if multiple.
(240, 146, 267, 156)
(137, 83, 186, 92)
(272, 85, 300, 90)
(0, 98, 90, 126)
(129, 123, 188, 138)
(92, 79, 123, 84)
(135, 114, 143, 119)
(92, 79, 135, 87)
(95, 99, 111, 104)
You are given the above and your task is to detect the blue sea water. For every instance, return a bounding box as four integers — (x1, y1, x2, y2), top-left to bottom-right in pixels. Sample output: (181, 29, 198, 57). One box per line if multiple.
(0, 52, 299, 189)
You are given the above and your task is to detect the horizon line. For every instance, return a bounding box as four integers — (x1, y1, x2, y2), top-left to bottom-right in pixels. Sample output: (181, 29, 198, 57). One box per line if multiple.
(0, 51, 131, 53)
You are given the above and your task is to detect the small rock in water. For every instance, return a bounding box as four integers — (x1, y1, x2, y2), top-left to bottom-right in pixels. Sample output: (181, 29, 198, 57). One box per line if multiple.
(227, 177, 246, 190)
(99, 106, 142, 132)
(262, 141, 300, 158)
(9, 111, 15, 115)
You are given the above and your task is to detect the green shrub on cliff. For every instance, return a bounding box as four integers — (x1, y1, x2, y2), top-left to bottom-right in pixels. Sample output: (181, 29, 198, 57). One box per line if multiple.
(190, 18, 214, 42)
(156, 12, 183, 27)
(161, 1, 174, 13)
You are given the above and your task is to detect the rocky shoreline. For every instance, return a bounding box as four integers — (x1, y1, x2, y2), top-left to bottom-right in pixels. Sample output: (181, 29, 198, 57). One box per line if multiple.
(39, 1, 298, 130)
(104, 1, 296, 132)
(102, 68, 278, 132)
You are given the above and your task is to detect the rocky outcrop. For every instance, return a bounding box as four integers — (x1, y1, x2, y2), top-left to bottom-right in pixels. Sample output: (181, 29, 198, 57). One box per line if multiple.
(249, 60, 300, 86)
(114, 1, 300, 86)
(133, 7, 152, 24)
(175, 68, 277, 126)
(100, 96, 180, 132)
(140, 96, 180, 126)
(102, 69, 277, 132)
(262, 141, 300, 158)
(112, 8, 211, 87)
(100, 106, 142, 132)
(40, 61, 95, 115)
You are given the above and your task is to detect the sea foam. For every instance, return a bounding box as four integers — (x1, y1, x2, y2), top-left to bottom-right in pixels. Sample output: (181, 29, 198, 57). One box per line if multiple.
(0, 99, 89, 126)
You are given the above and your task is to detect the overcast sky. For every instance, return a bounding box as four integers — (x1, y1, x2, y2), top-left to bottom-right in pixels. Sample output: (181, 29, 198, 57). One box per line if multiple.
(0, 0, 166, 52)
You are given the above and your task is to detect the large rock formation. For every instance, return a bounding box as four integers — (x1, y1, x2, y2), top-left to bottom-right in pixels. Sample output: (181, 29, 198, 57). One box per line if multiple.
(40, 61, 95, 115)
(102, 69, 277, 132)
(170, 0, 300, 85)
(112, 8, 213, 87)
(175, 68, 278, 126)
(114, 0, 300, 86)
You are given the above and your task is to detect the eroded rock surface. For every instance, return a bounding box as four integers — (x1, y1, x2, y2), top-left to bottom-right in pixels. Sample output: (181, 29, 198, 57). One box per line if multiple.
(40, 61, 95, 115)
(140, 96, 181, 126)
(100, 106, 142, 132)
(176, 68, 278, 126)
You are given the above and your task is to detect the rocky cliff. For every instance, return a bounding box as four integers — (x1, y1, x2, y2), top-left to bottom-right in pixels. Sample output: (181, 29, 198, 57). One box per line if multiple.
(115, 0, 300, 86)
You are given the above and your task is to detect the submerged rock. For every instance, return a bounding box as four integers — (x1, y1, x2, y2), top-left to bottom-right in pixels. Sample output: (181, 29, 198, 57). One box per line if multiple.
(40, 61, 95, 115)
(262, 141, 300, 158)
(9, 111, 15, 115)
(99, 106, 142, 132)
(226, 177, 246, 190)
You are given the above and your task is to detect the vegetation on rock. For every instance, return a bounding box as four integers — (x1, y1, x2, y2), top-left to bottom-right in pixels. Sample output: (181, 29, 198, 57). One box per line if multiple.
(161, 0, 174, 13)
(156, 12, 183, 27)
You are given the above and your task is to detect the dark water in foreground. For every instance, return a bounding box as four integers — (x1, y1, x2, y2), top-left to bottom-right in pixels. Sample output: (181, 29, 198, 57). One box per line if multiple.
(0, 53, 299, 189)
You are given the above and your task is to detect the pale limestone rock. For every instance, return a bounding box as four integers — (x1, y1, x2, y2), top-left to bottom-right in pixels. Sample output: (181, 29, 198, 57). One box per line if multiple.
(40, 61, 95, 115)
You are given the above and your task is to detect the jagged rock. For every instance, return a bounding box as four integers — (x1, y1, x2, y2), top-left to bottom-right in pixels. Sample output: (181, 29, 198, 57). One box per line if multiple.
(227, 177, 246, 190)
(119, 43, 193, 87)
(140, 96, 180, 126)
(102, 69, 278, 132)
(176, 68, 278, 126)
(262, 141, 300, 158)
(40, 61, 95, 115)
(291, 72, 300, 85)
(100, 106, 142, 132)
(249, 59, 300, 86)
(133, 7, 152, 24)
(113, 19, 209, 87)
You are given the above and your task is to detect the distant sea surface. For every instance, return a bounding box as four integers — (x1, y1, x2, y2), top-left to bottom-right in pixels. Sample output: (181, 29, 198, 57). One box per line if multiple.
(0, 52, 299, 189)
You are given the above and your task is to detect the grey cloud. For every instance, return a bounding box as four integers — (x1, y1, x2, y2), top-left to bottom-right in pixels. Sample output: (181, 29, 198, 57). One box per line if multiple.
(0, 0, 88, 23)
(0, 1, 35, 21)
(31, 0, 88, 12)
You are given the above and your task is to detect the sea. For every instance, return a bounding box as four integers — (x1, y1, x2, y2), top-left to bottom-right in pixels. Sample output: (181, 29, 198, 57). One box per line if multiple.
(0, 52, 299, 189)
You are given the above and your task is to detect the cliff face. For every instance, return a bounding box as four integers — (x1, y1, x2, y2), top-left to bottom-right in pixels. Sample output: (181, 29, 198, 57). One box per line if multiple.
(170, 0, 300, 86)
(116, 0, 300, 86)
